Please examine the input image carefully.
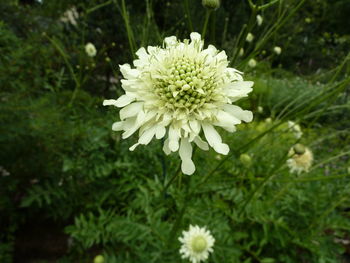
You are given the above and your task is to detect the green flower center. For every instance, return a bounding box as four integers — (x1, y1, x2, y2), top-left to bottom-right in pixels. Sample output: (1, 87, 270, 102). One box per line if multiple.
(154, 57, 217, 111)
(191, 236, 208, 253)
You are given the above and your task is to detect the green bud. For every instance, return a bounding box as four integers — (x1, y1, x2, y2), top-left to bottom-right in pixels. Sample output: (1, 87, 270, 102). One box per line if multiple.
(94, 255, 104, 263)
(293, 144, 305, 155)
(240, 153, 252, 167)
(202, 0, 220, 10)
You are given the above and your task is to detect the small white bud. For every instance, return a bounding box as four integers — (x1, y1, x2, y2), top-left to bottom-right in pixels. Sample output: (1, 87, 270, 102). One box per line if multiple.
(256, 15, 263, 26)
(246, 33, 254, 43)
(248, 58, 257, 68)
(273, 46, 282, 55)
(85, 42, 97, 57)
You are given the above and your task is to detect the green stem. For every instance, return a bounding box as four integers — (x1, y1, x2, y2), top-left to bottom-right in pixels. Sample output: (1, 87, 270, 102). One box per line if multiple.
(183, 0, 194, 32)
(116, 0, 136, 59)
(162, 164, 182, 195)
(201, 9, 211, 39)
(45, 34, 80, 106)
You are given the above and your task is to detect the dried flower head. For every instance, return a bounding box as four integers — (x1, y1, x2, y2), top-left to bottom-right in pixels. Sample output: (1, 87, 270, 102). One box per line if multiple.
(287, 145, 313, 174)
(103, 33, 253, 175)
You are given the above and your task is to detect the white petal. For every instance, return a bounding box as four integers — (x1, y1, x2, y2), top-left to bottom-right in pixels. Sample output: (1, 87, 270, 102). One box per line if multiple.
(179, 138, 195, 175)
(189, 120, 201, 134)
(119, 102, 143, 120)
(112, 121, 124, 131)
(103, 99, 118, 107)
(216, 110, 241, 127)
(138, 126, 157, 145)
(194, 136, 209, 151)
(129, 143, 140, 151)
(190, 32, 201, 42)
(225, 81, 254, 97)
(135, 47, 148, 60)
(168, 126, 180, 152)
(223, 105, 253, 122)
(115, 94, 135, 107)
(202, 123, 229, 155)
(119, 64, 139, 79)
(155, 126, 166, 139)
(162, 139, 171, 155)
(164, 36, 177, 46)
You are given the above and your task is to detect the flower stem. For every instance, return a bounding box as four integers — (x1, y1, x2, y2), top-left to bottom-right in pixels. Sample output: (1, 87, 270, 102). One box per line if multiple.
(162, 163, 182, 195)
(201, 9, 211, 39)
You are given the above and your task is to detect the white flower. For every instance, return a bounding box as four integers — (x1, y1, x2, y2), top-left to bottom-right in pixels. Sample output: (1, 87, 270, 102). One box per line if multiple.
(273, 46, 282, 55)
(288, 121, 302, 139)
(246, 33, 254, 43)
(248, 58, 257, 68)
(60, 7, 79, 26)
(85, 43, 97, 57)
(257, 106, 263, 113)
(179, 225, 215, 263)
(287, 145, 313, 174)
(256, 15, 263, 26)
(103, 33, 253, 175)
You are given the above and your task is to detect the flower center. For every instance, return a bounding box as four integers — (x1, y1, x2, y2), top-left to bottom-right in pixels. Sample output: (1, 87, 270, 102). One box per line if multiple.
(191, 236, 208, 253)
(154, 57, 216, 112)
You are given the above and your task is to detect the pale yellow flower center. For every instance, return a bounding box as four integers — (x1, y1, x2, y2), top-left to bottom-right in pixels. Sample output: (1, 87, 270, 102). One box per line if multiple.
(154, 57, 217, 111)
(191, 236, 208, 253)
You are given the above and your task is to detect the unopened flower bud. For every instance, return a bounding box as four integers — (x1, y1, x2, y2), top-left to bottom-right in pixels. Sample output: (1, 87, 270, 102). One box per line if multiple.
(248, 58, 257, 68)
(256, 15, 263, 26)
(94, 255, 104, 263)
(274, 46, 282, 55)
(202, 0, 220, 10)
(293, 144, 306, 155)
(246, 33, 254, 43)
(240, 153, 252, 167)
(239, 48, 244, 57)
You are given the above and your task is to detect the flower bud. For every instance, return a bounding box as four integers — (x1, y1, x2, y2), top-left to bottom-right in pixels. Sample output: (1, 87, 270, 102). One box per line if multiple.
(246, 33, 254, 43)
(240, 153, 252, 167)
(202, 0, 220, 10)
(293, 144, 306, 155)
(94, 255, 104, 263)
(85, 42, 97, 57)
(273, 46, 282, 55)
(248, 58, 257, 68)
(256, 15, 263, 26)
(239, 48, 244, 57)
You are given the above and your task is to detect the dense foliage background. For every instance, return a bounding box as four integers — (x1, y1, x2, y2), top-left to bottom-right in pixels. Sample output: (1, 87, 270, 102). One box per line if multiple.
(1, 0, 350, 262)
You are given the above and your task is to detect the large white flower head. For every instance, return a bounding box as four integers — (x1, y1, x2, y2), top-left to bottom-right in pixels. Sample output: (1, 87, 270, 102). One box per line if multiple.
(287, 144, 313, 174)
(103, 33, 253, 175)
(179, 225, 215, 263)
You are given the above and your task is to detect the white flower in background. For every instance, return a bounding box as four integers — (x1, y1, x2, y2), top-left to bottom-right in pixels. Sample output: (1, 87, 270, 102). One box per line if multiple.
(238, 48, 244, 57)
(246, 33, 254, 43)
(248, 58, 257, 68)
(179, 225, 215, 263)
(85, 43, 97, 57)
(273, 46, 282, 55)
(287, 144, 313, 174)
(0, 166, 10, 177)
(257, 106, 263, 113)
(60, 7, 79, 26)
(256, 14, 263, 26)
(103, 33, 253, 175)
(288, 121, 302, 139)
